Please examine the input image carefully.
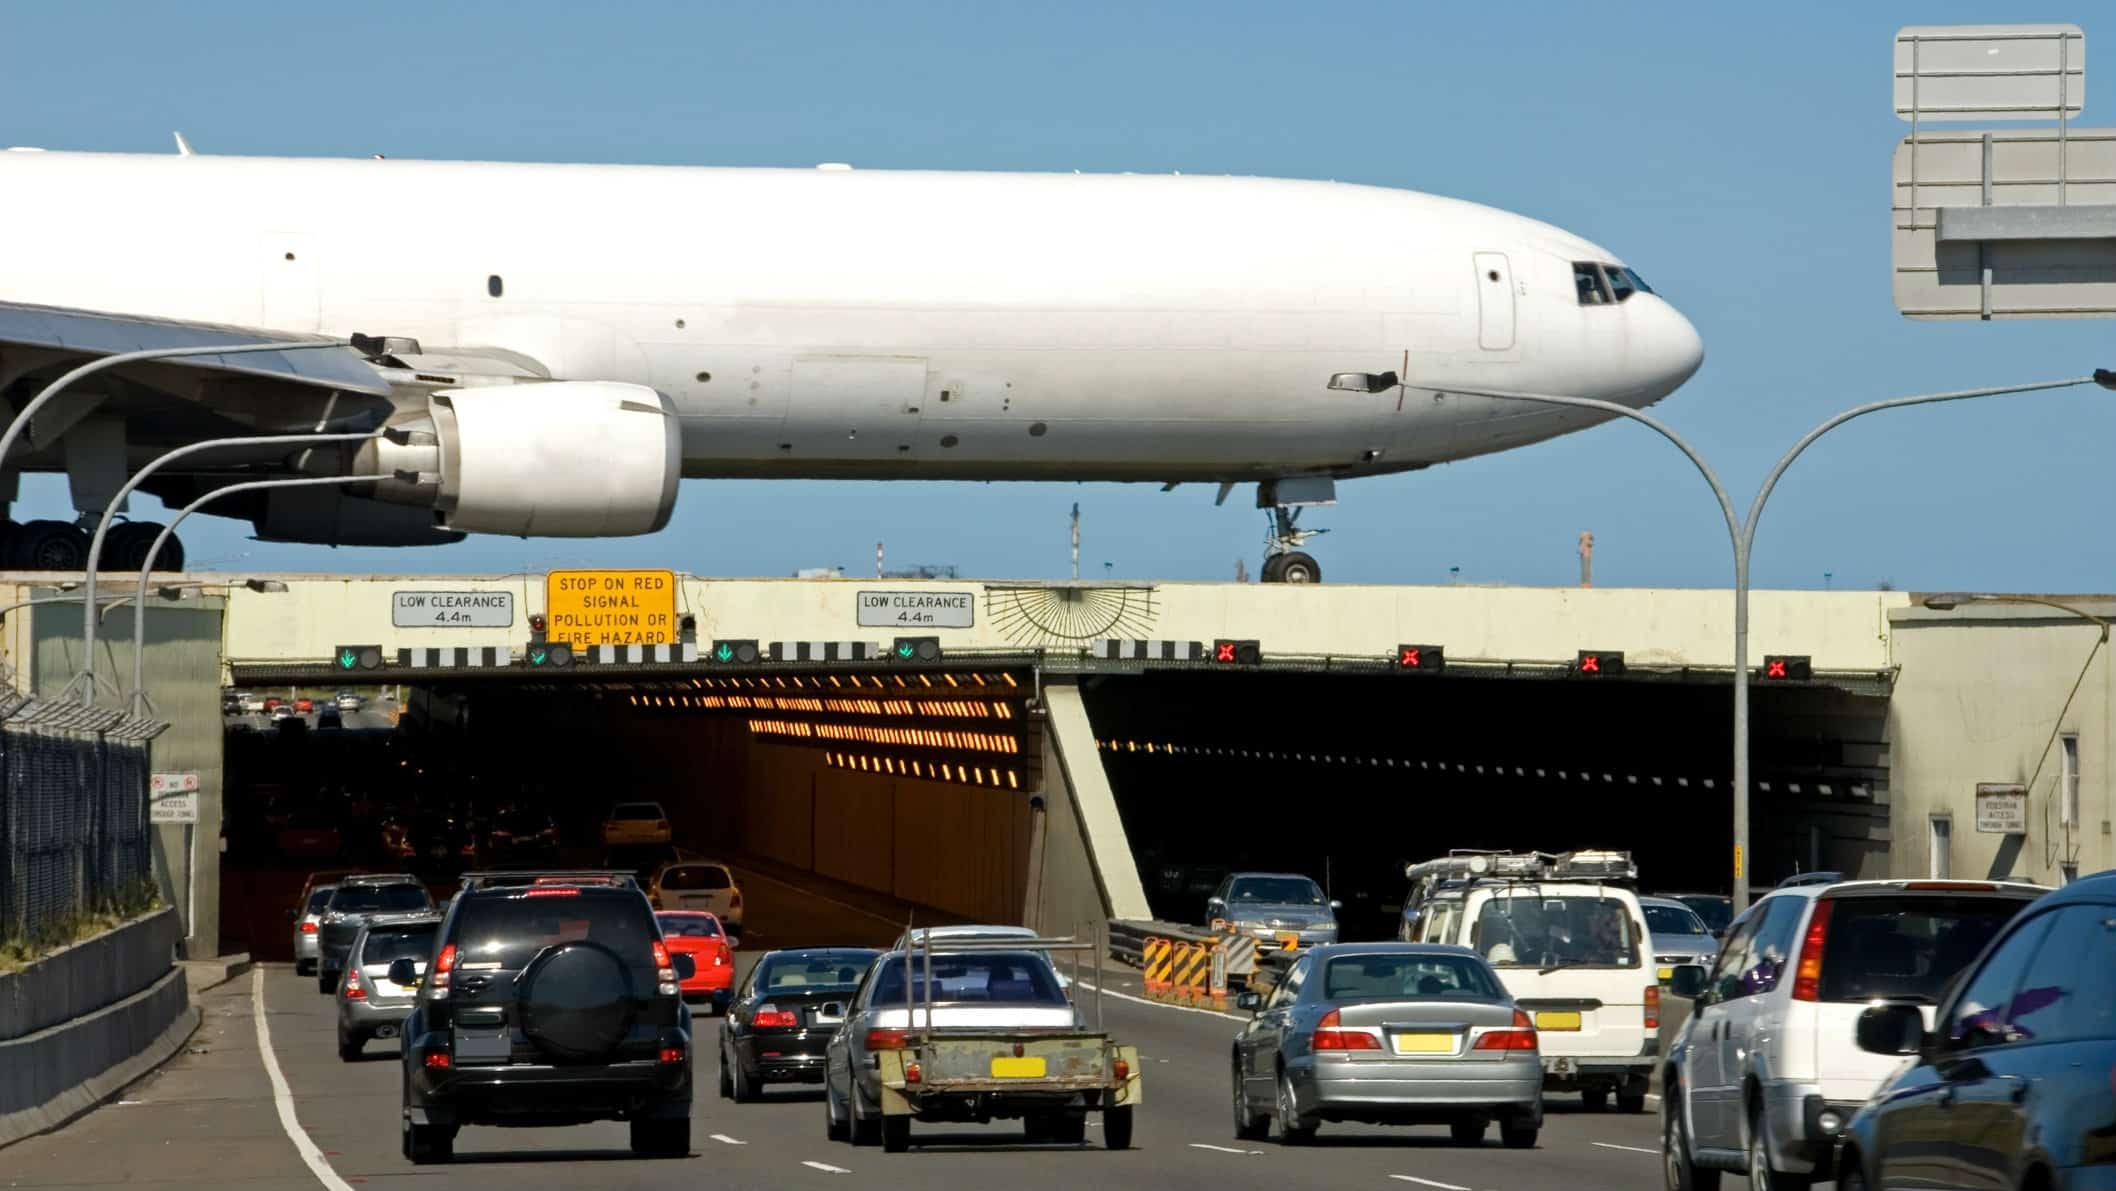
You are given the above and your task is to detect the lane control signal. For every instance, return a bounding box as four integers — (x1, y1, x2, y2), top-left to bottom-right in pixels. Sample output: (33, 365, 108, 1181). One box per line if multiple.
(1762, 655, 1812, 680)
(1574, 650, 1626, 677)
(526, 642, 574, 668)
(528, 613, 548, 643)
(1212, 639, 1262, 666)
(712, 639, 761, 664)
(892, 637, 942, 663)
(334, 645, 385, 672)
(1395, 644, 1445, 672)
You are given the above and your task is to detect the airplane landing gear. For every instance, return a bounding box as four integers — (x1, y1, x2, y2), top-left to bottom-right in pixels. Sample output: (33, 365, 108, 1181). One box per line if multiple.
(1258, 478, 1334, 584)
(0, 520, 185, 572)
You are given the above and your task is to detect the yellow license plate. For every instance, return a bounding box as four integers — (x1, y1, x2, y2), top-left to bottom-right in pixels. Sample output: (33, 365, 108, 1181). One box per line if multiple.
(1276, 932, 1300, 951)
(990, 1056, 1047, 1078)
(1390, 1032, 1456, 1055)
(1657, 966, 1673, 982)
(1534, 1011, 1582, 1031)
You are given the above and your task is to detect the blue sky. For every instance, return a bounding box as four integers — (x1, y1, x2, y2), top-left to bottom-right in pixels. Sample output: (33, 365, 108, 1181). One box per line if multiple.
(3, 2, 2109, 590)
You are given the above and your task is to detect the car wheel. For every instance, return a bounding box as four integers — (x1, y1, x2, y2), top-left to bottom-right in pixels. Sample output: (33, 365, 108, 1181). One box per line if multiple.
(718, 1045, 735, 1099)
(1232, 1061, 1268, 1141)
(1834, 1152, 1867, 1191)
(1499, 1112, 1539, 1150)
(630, 1117, 690, 1158)
(1054, 1111, 1088, 1145)
(1748, 1105, 1814, 1191)
(825, 1082, 850, 1142)
(1619, 1088, 1648, 1114)
(1275, 1071, 1317, 1145)
(296, 959, 315, 976)
(1450, 1116, 1487, 1146)
(850, 1088, 880, 1147)
(730, 1052, 758, 1103)
(317, 970, 336, 996)
(337, 1031, 362, 1062)
(1104, 1105, 1134, 1150)
(1582, 1087, 1609, 1111)
(1663, 1088, 1721, 1191)
(880, 1114, 911, 1153)
(403, 1118, 455, 1165)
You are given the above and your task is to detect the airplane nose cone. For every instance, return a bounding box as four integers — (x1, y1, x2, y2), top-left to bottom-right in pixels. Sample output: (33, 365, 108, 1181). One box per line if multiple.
(1633, 297, 1704, 403)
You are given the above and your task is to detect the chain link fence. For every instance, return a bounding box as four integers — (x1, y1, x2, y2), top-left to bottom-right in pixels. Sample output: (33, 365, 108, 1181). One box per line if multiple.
(0, 693, 166, 947)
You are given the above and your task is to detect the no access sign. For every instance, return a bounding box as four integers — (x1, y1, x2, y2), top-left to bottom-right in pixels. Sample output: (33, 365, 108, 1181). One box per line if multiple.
(545, 570, 678, 648)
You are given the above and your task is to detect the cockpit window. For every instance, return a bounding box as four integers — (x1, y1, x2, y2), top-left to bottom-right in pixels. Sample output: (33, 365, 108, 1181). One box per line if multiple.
(1574, 262, 1612, 305)
(1610, 265, 1653, 296)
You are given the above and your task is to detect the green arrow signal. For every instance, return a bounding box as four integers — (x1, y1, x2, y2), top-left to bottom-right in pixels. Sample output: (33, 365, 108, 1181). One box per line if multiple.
(338, 649, 357, 669)
(529, 649, 547, 665)
(896, 643, 914, 658)
(715, 642, 733, 662)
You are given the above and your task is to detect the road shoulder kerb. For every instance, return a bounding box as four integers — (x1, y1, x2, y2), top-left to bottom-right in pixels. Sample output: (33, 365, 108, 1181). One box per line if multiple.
(182, 953, 254, 997)
(0, 990, 200, 1150)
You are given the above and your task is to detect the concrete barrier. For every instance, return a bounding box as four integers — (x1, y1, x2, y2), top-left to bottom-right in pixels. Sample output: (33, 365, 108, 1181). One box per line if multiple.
(0, 908, 195, 1149)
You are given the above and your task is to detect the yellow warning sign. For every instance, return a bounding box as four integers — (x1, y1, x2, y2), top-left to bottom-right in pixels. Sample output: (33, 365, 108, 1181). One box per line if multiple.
(545, 570, 678, 647)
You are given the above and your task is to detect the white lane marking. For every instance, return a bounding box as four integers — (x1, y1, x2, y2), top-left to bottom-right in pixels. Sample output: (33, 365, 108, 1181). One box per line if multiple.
(1189, 1142, 1263, 1155)
(1592, 1142, 1660, 1155)
(711, 1133, 748, 1145)
(734, 868, 902, 928)
(802, 1160, 852, 1173)
(1077, 978, 1246, 1021)
(251, 967, 357, 1191)
(1390, 1177, 1470, 1190)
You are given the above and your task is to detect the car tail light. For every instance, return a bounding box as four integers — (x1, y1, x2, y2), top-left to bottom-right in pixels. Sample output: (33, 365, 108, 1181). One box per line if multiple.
(711, 948, 728, 967)
(1474, 1008, 1539, 1051)
(653, 940, 677, 996)
(656, 820, 669, 831)
(459, 843, 476, 856)
(523, 887, 580, 898)
(424, 1051, 451, 1069)
(904, 1061, 922, 1083)
(754, 1004, 799, 1029)
(300, 921, 318, 933)
(431, 943, 455, 998)
(866, 1027, 913, 1050)
(1311, 1008, 1381, 1051)
(1791, 899, 1834, 1002)
(659, 1046, 685, 1065)
(1114, 1058, 1130, 1080)
(1644, 984, 1660, 1030)
(731, 891, 743, 908)
(343, 969, 366, 1000)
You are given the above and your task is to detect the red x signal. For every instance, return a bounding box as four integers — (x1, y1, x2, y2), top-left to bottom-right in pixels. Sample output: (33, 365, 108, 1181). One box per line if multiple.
(1401, 647, 1420, 667)
(1216, 642, 1237, 663)
(1580, 654, 1600, 673)
(1393, 644, 1445, 673)
(1766, 659, 1786, 679)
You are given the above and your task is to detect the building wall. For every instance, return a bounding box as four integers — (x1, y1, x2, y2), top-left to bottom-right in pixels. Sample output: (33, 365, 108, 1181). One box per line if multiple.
(1888, 602, 2116, 884)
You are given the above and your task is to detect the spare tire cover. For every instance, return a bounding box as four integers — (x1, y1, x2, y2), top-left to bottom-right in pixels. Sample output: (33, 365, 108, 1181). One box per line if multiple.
(516, 941, 636, 1062)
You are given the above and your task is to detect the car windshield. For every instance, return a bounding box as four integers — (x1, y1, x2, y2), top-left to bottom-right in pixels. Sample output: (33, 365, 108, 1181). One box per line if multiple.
(659, 865, 732, 891)
(304, 888, 337, 913)
(329, 884, 431, 913)
(1817, 895, 2029, 1004)
(871, 951, 1068, 1006)
(1475, 894, 1640, 968)
(1676, 895, 1733, 933)
(1644, 904, 1709, 936)
(611, 803, 663, 820)
(760, 953, 874, 992)
(1228, 877, 1326, 905)
(359, 925, 437, 965)
(657, 913, 722, 938)
(1321, 953, 1503, 1001)
(450, 892, 655, 970)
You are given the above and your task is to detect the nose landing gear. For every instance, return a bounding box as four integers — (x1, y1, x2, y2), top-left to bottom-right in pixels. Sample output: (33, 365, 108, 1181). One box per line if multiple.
(1258, 478, 1334, 585)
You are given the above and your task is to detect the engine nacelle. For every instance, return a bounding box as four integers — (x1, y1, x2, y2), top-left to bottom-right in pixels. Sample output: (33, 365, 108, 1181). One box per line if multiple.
(253, 487, 468, 547)
(357, 381, 681, 537)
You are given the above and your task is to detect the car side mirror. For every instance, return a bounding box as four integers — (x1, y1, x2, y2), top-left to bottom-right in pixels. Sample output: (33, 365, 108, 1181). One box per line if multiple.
(1856, 1002, 1927, 1057)
(1666, 964, 1708, 1001)
(1235, 990, 1263, 1013)
(387, 958, 419, 987)
(672, 954, 697, 980)
(1207, 896, 1225, 908)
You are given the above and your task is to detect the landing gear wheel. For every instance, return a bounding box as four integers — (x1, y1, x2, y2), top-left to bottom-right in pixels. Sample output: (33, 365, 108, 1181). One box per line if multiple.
(1275, 1071, 1318, 1145)
(1274, 551, 1321, 584)
(630, 1117, 690, 1158)
(1582, 1087, 1609, 1112)
(880, 1114, 911, 1153)
(1259, 554, 1287, 583)
(1232, 1063, 1268, 1141)
(155, 531, 185, 572)
(11, 520, 87, 571)
(102, 521, 160, 571)
(1450, 1116, 1487, 1145)
(1103, 1105, 1134, 1150)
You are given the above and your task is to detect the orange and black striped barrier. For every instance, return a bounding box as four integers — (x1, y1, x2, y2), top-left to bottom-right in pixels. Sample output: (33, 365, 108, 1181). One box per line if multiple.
(1142, 936, 1173, 996)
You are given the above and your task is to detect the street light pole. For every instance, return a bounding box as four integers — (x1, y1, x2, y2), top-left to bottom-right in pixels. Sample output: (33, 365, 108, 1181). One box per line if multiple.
(127, 474, 379, 718)
(1441, 373, 2107, 912)
(68, 428, 390, 704)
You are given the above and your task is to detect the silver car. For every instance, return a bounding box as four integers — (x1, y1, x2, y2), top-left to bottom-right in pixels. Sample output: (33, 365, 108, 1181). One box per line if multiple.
(291, 883, 338, 975)
(1207, 872, 1341, 952)
(1231, 943, 1543, 1147)
(335, 912, 442, 1060)
(1639, 896, 1717, 982)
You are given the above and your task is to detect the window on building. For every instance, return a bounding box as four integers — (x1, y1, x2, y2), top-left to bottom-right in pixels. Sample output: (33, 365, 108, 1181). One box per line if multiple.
(2061, 734, 2081, 829)
(1931, 815, 1953, 880)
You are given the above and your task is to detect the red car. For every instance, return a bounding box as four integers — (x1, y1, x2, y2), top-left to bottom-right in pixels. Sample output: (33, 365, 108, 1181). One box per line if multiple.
(656, 911, 735, 1013)
(295, 697, 315, 713)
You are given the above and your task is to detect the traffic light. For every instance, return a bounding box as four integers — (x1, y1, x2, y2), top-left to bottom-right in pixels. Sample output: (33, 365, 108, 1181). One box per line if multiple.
(1211, 639, 1262, 665)
(891, 636, 942, 663)
(528, 613, 548, 642)
(711, 639, 761, 664)
(333, 645, 384, 672)
(525, 641, 573, 668)
(1762, 655, 1811, 681)
(1395, 644, 1445, 673)
(1574, 650, 1626, 677)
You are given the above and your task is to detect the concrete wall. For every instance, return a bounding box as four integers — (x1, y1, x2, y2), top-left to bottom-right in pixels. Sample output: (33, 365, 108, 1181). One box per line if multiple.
(219, 574, 1908, 673)
(1888, 601, 2116, 884)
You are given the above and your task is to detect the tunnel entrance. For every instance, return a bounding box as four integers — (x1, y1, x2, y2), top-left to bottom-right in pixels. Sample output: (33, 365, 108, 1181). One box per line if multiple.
(1080, 669, 1890, 939)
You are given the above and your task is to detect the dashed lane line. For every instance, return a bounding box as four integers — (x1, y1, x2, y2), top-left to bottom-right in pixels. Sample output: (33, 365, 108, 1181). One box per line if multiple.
(802, 1160, 853, 1173)
(1189, 1142, 1263, 1155)
(1389, 1176, 1471, 1190)
(711, 1133, 748, 1145)
(251, 966, 357, 1191)
(1591, 1142, 1659, 1155)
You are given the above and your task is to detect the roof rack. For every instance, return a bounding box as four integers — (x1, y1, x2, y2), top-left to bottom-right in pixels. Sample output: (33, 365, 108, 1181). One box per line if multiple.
(457, 870, 642, 892)
(341, 871, 425, 884)
(1404, 849, 1638, 885)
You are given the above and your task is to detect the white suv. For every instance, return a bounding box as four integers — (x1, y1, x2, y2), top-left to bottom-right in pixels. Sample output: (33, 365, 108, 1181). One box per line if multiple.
(1660, 878, 2046, 1191)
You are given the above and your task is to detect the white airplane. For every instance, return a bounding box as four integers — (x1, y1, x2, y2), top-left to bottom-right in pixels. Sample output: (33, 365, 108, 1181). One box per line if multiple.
(0, 142, 1702, 582)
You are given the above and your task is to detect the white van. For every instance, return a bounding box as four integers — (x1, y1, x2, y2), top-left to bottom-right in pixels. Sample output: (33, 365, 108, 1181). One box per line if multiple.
(1400, 850, 1658, 1111)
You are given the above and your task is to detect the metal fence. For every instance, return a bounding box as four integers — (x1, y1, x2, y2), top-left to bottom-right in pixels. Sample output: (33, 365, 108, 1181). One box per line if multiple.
(0, 692, 166, 945)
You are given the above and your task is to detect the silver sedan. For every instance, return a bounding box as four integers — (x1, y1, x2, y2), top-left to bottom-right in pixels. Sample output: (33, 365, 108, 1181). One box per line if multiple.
(1232, 943, 1543, 1147)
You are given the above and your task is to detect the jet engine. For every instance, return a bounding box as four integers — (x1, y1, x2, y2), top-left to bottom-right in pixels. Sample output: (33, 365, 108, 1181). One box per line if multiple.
(353, 381, 682, 537)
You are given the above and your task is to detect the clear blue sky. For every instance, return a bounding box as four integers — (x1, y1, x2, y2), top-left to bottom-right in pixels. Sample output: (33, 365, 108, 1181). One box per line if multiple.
(3, 2, 2107, 591)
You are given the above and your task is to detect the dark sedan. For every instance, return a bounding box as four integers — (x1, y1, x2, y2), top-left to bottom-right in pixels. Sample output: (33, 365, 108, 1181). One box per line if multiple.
(718, 947, 878, 1101)
(1835, 870, 2107, 1191)
(315, 876, 435, 994)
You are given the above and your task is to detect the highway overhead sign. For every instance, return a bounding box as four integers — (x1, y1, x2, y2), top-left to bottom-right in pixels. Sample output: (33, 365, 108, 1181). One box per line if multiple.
(545, 570, 678, 647)
(393, 589, 513, 628)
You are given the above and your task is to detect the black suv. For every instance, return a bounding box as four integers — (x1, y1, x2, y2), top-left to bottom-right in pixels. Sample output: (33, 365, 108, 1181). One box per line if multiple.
(396, 872, 696, 1164)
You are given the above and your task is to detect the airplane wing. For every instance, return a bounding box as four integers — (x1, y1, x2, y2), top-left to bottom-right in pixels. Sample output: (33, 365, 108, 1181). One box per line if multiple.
(0, 300, 395, 396)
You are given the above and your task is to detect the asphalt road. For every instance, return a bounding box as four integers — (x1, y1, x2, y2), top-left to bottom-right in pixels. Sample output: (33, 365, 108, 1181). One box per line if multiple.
(7, 864, 1683, 1191)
